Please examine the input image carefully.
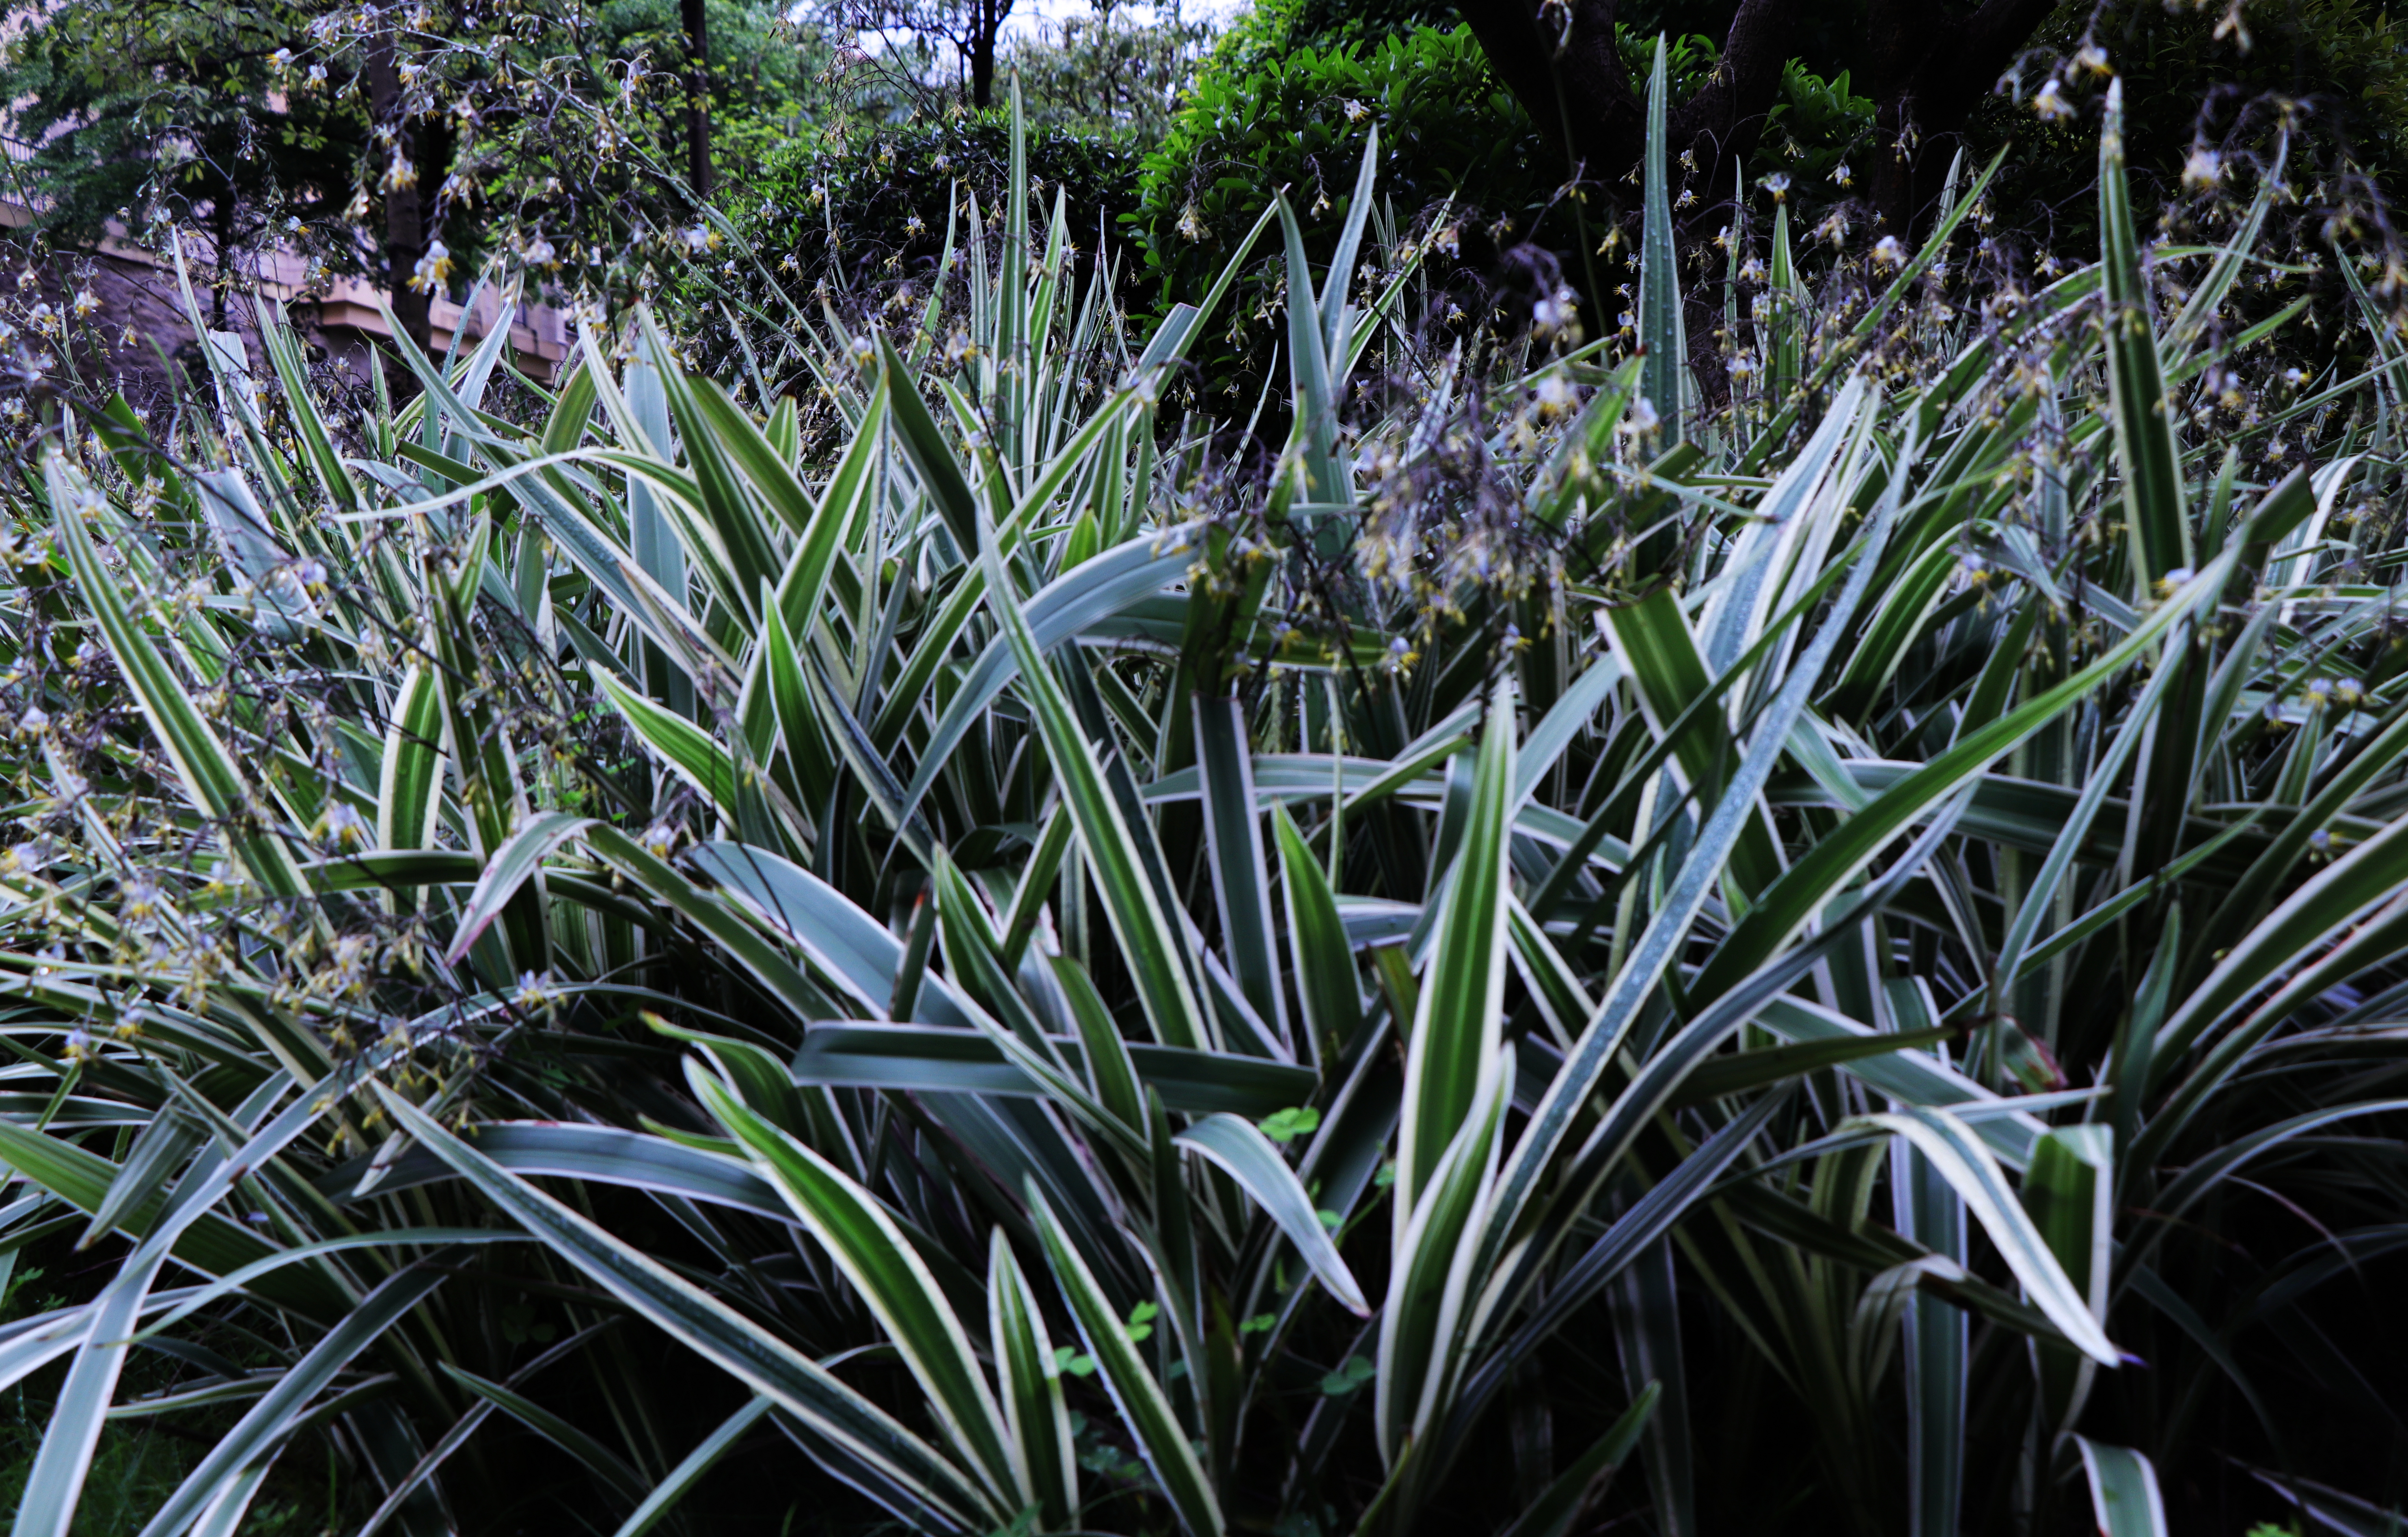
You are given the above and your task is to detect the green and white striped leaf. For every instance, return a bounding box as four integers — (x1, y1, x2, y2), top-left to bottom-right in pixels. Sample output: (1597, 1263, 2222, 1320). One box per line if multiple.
(1844, 1107, 2119, 1366)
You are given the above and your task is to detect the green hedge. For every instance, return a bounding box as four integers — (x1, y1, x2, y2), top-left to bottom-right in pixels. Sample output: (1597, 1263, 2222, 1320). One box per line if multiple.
(738, 112, 1148, 300)
(1123, 23, 1560, 410)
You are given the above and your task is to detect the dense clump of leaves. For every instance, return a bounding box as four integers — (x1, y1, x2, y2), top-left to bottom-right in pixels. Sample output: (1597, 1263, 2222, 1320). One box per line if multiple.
(1, 73, 2407, 1537)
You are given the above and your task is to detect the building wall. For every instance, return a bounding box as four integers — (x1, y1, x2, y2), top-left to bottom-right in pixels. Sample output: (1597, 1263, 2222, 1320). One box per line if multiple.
(1, 161, 568, 414)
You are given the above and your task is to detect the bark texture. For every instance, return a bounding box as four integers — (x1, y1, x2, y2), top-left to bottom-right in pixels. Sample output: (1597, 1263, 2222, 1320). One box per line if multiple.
(1459, 0, 1794, 226)
(682, 0, 714, 198)
(363, 31, 430, 355)
(1459, 0, 1796, 398)
(968, 0, 1008, 107)
(1859, 0, 2061, 236)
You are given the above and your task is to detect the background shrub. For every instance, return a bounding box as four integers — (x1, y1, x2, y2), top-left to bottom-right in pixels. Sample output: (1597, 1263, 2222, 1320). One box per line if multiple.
(1121, 23, 1558, 415)
(736, 112, 1150, 300)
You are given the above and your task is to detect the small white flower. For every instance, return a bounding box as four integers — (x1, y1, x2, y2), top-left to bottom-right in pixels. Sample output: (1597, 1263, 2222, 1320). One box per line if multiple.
(2183, 147, 2223, 191)
(120, 877, 160, 921)
(514, 970, 553, 1010)
(322, 802, 370, 847)
(71, 289, 99, 319)
(1761, 172, 1791, 202)
(1870, 235, 1905, 270)
(1830, 162, 1852, 188)
(2033, 80, 2075, 121)
(408, 240, 454, 294)
(1621, 398, 1661, 435)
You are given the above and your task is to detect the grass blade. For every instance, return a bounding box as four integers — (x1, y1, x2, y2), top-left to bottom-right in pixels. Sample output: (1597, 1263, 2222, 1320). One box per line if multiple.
(1397, 679, 1514, 1220)
(691, 1070, 1021, 1507)
(2076, 1439, 2169, 1537)
(1639, 35, 1687, 441)
(1847, 1107, 2119, 1366)
(2099, 78, 2188, 593)
(1029, 1186, 1224, 1537)
(974, 501, 1210, 1051)
(988, 1231, 1077, 1530)
(130, 1261, 453, 1537)
(1195, 695, 1290, 1050)
(1175, 1113, 1368, 1316)
(1273, 803, 1362, 1062)
(609, 1398, 772, 1537)
(374, 1086, 999, 1532)
(1495, 1383, 1659, 1537)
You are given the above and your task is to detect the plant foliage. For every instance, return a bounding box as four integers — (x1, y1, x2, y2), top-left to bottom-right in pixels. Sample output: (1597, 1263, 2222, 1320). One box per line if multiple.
(0, 68, 2403, 1537)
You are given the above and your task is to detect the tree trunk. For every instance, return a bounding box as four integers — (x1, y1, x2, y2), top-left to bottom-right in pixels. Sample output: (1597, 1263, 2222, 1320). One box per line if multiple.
(1463, 0, 2063, 398)
(1860, 0, 2060, 238)
(1460, 0, 1795, 404)
(681, 0, 712, 199)
(969, 0, 1005, 108)
(1457, 0, 1640, 189)
(362, 31, 431, 357)
(209, 185, 234, 333)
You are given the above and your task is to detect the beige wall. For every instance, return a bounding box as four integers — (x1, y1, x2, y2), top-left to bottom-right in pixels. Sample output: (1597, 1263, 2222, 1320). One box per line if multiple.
(0, 181, 569, 407)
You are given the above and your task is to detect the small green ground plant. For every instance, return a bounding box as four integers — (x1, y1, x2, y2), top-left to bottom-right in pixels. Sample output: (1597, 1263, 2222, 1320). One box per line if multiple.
(0, 60, 2403, 1537)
